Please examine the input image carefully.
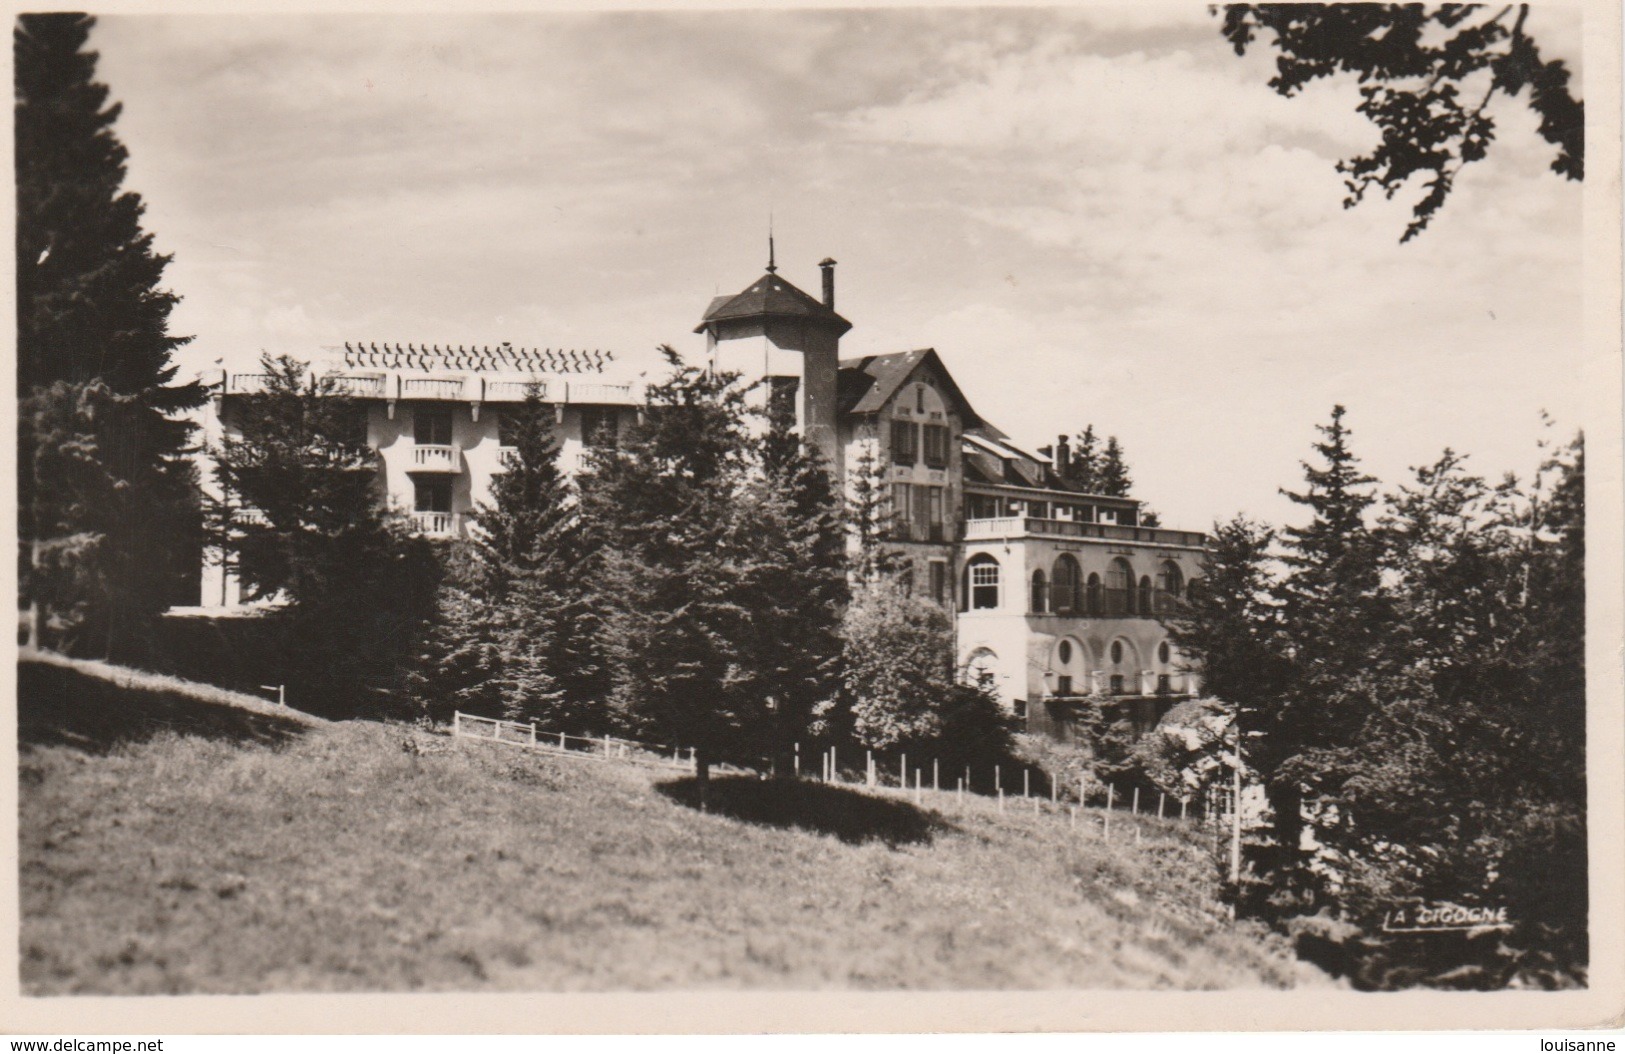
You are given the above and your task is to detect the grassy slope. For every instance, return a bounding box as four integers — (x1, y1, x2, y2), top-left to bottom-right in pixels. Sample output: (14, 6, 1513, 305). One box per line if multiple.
(19, 660, 1316, 993)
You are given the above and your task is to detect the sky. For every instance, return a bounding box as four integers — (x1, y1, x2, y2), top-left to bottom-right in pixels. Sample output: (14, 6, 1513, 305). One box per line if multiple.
(91, 5, 1587, 531)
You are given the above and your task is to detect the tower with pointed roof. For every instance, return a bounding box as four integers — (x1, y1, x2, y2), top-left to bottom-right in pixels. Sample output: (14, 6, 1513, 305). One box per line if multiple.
(695, 250, 850, 477)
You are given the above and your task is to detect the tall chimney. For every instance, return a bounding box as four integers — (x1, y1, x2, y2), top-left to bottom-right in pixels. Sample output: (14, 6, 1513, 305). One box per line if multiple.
(1056, 434, 1071, 478)
(819, 257, 837, 309)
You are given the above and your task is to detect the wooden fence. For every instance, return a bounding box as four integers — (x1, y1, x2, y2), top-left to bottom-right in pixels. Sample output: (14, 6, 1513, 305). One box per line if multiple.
(450, 712, 1240, 844)
(451, 711, 697, 772)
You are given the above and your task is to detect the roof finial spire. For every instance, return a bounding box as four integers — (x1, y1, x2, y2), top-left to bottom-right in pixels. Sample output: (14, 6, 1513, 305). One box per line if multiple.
(766, 211, 777, 273)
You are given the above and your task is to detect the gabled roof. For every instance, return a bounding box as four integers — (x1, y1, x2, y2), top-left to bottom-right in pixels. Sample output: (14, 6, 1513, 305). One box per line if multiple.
(694, 272, 852, 336)
(835, 348, 985, 427)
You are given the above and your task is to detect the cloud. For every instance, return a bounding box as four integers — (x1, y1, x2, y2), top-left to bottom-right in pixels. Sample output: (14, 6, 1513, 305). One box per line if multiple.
(90, 9, 1584, 532)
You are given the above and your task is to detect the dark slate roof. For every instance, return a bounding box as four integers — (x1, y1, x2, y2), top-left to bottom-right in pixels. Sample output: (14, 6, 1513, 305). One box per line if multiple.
(963, 451, 1007, 486)
(694, 272, 852, 335)
(330, 342, 613, 374)
(835, 348, 984, 427)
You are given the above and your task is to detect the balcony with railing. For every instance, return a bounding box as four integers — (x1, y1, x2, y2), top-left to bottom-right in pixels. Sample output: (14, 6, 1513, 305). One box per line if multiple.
(401, 377, 470, 401)
(1079, 670, 1195, 698)
(568, 381, 635, 404)
(410, 510, 463, 537)
(224, 372, 389, 398)
(962, 516, 1205, 548)
(327, 373, 388, 397)
(484, 379, 551, 402)
(410, 444, 462, 473)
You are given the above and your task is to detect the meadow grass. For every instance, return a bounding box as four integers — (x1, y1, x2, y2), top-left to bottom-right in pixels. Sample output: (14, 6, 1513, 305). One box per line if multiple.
(19, 660, 1317, 993)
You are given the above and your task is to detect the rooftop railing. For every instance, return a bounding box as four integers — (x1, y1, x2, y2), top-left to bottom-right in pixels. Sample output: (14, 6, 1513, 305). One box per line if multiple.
(962, 516, 1205, 548)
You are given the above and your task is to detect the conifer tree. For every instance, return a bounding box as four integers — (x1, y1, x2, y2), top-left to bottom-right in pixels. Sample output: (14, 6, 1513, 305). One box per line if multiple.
(1097, 436, 1133, 497)
(1067, 425, 1102, 492)
(577, 348, 760, 808)
(207, 355, 439, 711)
(414, 386, 599, 726)
(17, 14, 203, 657)
(1277, 405, 1386, 674)
(1253, 406, 1386, 878)
(847, 442, 901, 582)
(741, 419, 849, 772)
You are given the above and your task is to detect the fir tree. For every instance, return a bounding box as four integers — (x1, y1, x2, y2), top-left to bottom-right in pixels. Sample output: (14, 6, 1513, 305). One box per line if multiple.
(413, 386, 597, 727)
(17, 14, 203, 657)
(577, 347, 760, 808)
(1067, 425, 1102, 492)
(1277, 405, 1386, 675)
(847, 441, 901, 582)
(1097, 436, 1133, 497)
(741, 419, 849, 772)
(207, 354, 439, 712)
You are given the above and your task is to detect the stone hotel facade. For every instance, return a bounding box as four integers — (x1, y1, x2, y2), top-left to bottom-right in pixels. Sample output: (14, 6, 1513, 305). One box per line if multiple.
(197, 256, 1205, 740)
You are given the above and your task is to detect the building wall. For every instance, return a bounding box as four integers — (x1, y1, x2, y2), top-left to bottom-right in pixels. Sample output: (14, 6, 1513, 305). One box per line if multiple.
(197, 387, 636, 607)
(953, 535, 1202, 719)
(707, 317, 842, 478)
(837, 362, 967, 615)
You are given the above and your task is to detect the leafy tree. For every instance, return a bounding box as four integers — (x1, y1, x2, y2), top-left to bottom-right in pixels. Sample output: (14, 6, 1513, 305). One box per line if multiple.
(17, 13, 203, 657)
(1219, 4, 1584, 241)
(207, 354, 439, 711)
(1277, 438, 1586, 985)
(841, 578, 956, 751)
(1182, 412, 1587, 985)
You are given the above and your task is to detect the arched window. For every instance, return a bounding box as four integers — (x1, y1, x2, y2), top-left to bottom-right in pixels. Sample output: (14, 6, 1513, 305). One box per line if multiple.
(1138, 576, 1153, 616)
(1086, 573, 1102, 616)
(1052, 636, 1085, 697)
(1051, 554, 1083, 614)
(964, 647, 1001, 697)
(1156, 561, 1184, 615)
(1030, 569, 1048, 614)
(1107, 558, 1134, 616)
(1158, 640, 1171, 665)
(1108, 637, 1137, 695)
(964, 554, 1001, 611)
